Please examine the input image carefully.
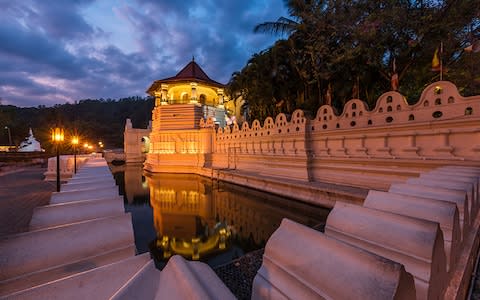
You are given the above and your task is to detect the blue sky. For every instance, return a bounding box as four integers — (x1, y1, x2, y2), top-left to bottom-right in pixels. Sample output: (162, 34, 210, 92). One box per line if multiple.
(0, 0, 287, 107)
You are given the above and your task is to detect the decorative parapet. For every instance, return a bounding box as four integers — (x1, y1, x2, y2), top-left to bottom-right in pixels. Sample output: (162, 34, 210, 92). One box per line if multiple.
(215, 81, 479, 162)
(199, 116, 216, 128)
(315, 81, 476, 130)
(217, 81, 477, 135)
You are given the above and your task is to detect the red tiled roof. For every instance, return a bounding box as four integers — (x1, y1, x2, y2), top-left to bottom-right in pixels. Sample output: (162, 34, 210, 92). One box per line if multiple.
(147, 59, 224, 95)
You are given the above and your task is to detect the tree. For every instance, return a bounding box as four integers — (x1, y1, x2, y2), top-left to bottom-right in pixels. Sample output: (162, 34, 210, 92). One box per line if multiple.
(0, 97, 154, 151)
(229, 0, 480, 118)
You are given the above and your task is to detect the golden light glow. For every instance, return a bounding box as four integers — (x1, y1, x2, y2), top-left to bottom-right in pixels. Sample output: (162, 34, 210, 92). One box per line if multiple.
(71, 136, 79, 145)
(51, 127, 64, 143)
(83, 143, 89, 148)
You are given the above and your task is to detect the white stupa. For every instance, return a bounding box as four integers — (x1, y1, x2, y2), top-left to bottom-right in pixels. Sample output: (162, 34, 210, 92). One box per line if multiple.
(18, 128, 43, 152)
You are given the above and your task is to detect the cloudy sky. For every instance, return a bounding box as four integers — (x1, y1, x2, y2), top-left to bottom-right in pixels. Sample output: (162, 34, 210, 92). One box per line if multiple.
(0, 0, 287, 107)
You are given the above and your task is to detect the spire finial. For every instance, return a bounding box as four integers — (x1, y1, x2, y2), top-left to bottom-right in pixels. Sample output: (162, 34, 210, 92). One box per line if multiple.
(192, 55, 195, 62)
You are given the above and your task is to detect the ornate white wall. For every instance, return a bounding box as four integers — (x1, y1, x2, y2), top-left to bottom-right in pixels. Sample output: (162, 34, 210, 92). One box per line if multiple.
(142, 81, 480, 192)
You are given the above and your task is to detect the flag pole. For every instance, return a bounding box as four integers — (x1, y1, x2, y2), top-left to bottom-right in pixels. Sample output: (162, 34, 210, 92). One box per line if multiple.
(440, 41, 443, 81)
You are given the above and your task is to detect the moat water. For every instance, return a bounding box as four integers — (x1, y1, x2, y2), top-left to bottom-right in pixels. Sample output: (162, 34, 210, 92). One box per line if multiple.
(110, 163, 330, 267)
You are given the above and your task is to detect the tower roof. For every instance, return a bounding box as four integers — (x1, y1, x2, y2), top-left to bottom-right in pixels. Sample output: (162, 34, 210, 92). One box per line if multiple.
(147, 58, 224, 95)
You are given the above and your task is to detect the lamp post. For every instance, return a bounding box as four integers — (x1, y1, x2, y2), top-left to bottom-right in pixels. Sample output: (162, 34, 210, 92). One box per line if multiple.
(4, 126, 12, 146)
(71, 136, 79, 174)
(51, 127, 64, 192)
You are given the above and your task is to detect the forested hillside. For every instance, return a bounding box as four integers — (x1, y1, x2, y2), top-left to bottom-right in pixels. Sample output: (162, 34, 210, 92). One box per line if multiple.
(0, 97, 154, 152)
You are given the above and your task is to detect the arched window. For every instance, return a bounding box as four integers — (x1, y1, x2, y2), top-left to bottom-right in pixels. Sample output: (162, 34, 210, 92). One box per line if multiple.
(181, 92, 189, 103)
(199, 94, 206, 104)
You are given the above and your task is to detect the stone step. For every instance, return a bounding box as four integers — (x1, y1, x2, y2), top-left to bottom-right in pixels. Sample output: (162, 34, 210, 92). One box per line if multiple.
(76, 163, 110, 170)
(421, 172, 478, 200)
(66, 176, 115, 185)
(4, 253, 151, 300)
(67, 175, 115, 184)
(61, 180, 117, 192)
(364, 190, 460, 273)
(406, 177, 477, 221)
(0, 244, 135, 297)
(325, 203, 447, 300)
(252, 218, 416, 300)
(29, 197, 125, 230)
(50, 186, 119, 204)
(0, 214, 135, 287)
(73, 171, 113, 178)
(389, 183, 469, 241)
(75, 167, 111, 175)
(426, 170, 479, 199)
(421, 171, 479, 211)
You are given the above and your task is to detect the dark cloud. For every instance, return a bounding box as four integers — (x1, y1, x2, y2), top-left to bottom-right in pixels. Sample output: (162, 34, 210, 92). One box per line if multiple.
(0, 0, 287, 107)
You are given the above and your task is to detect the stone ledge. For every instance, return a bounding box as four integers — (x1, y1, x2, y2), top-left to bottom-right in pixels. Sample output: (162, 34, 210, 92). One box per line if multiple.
(364, 190, 460, 274)
(252, 218, 415, 300)
(325, 203, 446, 300)
(50, 186, 119, 204)
(389, 183, 469, 241)
(29, 197, 125, 230)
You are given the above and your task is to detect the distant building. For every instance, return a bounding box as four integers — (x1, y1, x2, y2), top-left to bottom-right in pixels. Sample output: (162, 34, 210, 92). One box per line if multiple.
(18, 128, 43, 152)
(123, 119, 151, 163)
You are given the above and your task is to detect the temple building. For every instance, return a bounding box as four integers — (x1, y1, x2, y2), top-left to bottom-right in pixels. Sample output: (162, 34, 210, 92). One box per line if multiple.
(141, 59, 228, 171)
(146, 58, 228, 129)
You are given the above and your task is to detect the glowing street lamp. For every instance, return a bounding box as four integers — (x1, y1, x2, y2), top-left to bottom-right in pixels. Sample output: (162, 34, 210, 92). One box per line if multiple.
(51, 127, 64, 192)
(71, 135, 79, 174)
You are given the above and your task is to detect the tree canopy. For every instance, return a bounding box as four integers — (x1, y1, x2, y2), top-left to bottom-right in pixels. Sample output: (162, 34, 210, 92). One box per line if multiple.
(228, 0, 480, 122)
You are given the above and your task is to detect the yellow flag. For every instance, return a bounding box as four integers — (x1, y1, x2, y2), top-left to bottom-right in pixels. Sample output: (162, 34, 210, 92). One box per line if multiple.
(431, 48, 440, 71)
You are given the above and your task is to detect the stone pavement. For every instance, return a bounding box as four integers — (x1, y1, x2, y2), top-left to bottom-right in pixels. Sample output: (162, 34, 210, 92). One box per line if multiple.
(0, 166, 54, 237)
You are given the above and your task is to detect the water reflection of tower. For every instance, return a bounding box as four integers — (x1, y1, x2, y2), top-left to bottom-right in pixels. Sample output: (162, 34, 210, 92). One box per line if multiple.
(147, 174, 216, 239)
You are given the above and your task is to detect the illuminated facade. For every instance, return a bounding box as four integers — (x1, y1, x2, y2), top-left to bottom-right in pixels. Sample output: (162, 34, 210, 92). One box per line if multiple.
(144, 59, 226, 172)
(146, 58, 228, 126)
